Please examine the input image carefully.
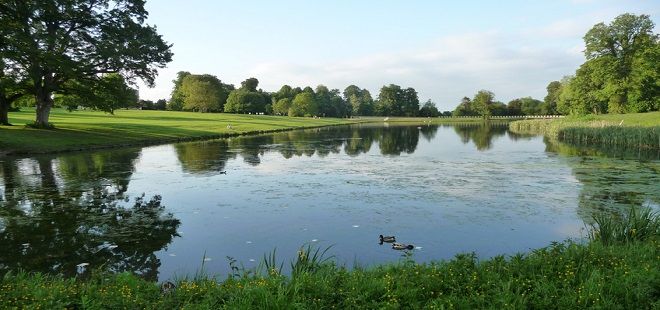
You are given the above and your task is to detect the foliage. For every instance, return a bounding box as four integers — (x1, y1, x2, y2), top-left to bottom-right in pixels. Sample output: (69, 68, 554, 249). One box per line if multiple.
(0, 0, 173, 126)
(556, 14, 659, 115)
(419, 100, 440, 117)
(1, 238, 658, 308)
(508, 112, 660, 149)
(374, 84, 420, 116)
(289, 92, 318, 117)
(543, 81, 562, 114)
(168, 72, 191, 111)
(180, 74, 231, 113)
(588, 207, 659, 246)
(507, 97, 544, 116)
(343, 85, 374, 116)
(55, 74, 139, 114)
(224, 78, 268, 114)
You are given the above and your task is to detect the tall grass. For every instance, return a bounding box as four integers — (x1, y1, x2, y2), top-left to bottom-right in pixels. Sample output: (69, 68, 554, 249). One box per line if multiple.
(509, 113, 660, 149)
(588, 207, 660, 246)
(2, 238, 659, 308)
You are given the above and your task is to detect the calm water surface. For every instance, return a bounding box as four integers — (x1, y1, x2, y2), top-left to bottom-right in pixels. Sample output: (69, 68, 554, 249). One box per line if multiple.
(1, 123, 658, 281)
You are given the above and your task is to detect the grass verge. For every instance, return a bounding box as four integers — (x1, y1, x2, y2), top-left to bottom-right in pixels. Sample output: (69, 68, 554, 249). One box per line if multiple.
(509, 112, 660, 149)
(1, 209, 658, 309)
(0, 109, 355, 155)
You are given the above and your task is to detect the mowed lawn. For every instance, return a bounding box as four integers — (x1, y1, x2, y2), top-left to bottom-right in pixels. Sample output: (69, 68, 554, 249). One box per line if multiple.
(0, 109, 355, 154)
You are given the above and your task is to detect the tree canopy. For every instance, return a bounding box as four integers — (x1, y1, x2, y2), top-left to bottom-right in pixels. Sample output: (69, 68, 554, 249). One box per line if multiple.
(0, 0, 173, 126)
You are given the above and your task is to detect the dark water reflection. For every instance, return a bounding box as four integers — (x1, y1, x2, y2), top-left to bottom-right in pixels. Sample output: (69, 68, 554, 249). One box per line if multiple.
(0, 150, 180, 280)
(1, 123, 658, 281)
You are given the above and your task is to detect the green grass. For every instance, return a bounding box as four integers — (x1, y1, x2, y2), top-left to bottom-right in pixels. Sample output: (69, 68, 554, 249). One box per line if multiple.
(2, 210, 658, 309)
(0, 109, 356, 155)
(509, 112, 660, 149)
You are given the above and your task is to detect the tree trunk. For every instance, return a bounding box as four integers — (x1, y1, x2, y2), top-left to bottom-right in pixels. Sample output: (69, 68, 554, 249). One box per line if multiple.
(35, 92, 53, 128)
(0, 97, 10, 126)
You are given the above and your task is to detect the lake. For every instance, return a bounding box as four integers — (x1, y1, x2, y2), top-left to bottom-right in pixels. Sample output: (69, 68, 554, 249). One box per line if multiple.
(1, 123, 658, 281)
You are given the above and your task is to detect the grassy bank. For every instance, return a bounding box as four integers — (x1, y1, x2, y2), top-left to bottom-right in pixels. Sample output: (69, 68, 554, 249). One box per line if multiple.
(0, 109, 356, 155)
(0, 109, 499, 156)
(2, 210, 658, 309)
(509, 112, 660, 149)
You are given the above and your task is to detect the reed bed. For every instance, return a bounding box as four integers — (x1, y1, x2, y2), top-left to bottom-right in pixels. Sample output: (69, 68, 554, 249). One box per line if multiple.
(509, 113, 660, 149)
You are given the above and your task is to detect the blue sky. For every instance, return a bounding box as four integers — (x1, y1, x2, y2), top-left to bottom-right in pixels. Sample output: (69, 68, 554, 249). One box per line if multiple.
(137, 0, 659, 110)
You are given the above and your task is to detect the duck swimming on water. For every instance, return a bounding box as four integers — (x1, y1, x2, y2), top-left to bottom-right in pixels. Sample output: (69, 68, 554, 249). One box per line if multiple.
(391, 243, 414, 250)
(379, 235, 396, 243)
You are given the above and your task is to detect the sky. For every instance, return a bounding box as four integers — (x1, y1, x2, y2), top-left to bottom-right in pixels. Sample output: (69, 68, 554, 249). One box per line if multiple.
(136, 0, 659, 111)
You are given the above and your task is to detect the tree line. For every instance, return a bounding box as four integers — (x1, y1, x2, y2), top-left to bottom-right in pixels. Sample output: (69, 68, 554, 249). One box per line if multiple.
(165, 73, 439, 118)
(451, 13, 659, 118)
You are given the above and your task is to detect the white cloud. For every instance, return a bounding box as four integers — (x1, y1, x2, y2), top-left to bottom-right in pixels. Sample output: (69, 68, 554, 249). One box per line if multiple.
(247, 31, 583, 110)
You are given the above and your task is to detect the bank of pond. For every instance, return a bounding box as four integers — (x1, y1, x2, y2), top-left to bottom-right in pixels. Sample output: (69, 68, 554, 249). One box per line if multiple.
(1, 233, 658, 308)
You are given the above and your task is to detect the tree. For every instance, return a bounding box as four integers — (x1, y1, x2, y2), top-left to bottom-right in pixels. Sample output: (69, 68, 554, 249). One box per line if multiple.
(375, 84, 403, 116)
(55, 74, 139, 113)
(180, 74, 229, 112)
(419, 100, 440, 117)
(168, 71, 191, 111)
(154, 99, 167, 110)
(453, 96, 478, 116)
(289, 92, 317, 117)
(224, 78, 267, 114)
(558, 13, 659, 115)
(471, 90, 495, 118)
(272, 98, 292, 115)
(0, 0, 173, 127)
(0, 59, 26, 125)
(542, 81, 562, 114)
(343, 85, 373, 116)
(508, 97, 543, 115)
(401, 87, 420, 116)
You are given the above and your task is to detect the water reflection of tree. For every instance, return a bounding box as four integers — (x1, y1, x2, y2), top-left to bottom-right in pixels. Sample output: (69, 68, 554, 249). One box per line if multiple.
(452, 122, 508, 151)
(172, 124, 440, 173)
(544, 137, 660, 222)
(175, 140, 236, 174)
(0, 150, 180, 281)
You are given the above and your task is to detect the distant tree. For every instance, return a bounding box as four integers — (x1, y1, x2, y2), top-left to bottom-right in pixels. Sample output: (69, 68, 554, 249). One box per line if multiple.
(168, 71, 191, 111)
(224, 78, 267, 114)
(0, 0, 173, 127)
(375, 84, 403, 116)
(343, 85, 373, 116)
(289, 92, 317, 117)
(490, 101, 508, 116)
(508, 97, 543, 115)
(401, 87, 420, 116)
(138, 100, 154, 110)
(442, 111, 453, 117)
(419, 100, 440, 117)
(180, 74, 229, 112)
(453, 96, 478, 116)
(273, 98, 292, 115)
(154, 99, 167, 111)
(542, 81, 562, 114)
(471, 90, 496, 118)
(241, 78, 259, 92)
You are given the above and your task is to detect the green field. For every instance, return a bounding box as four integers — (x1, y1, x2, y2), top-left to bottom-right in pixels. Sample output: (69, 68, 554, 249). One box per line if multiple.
(0, 109, 498, 155)
(0, 109, 356, 155)
(509, 112, 660, 149)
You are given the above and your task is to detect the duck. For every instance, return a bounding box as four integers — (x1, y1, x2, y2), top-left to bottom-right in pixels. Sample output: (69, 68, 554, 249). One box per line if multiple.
(391, 243, 414, 250)
(160, 281, 176, 294)
(379, 235, 396, 243)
